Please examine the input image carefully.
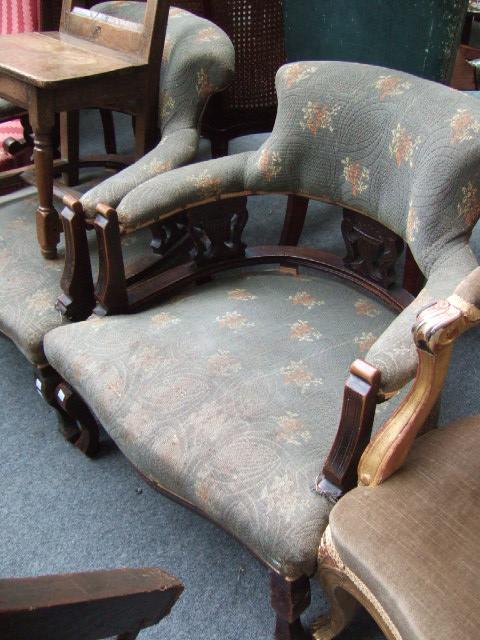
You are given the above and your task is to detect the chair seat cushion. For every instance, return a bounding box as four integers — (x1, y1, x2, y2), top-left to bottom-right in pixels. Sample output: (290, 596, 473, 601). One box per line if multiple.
(328, 416, 480, 640)
(0, 191, 153, 365)
(44, 267, 397, 577)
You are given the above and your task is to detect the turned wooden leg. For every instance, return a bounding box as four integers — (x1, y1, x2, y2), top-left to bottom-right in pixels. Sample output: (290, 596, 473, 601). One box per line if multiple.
(93, 204, 128, 315)
(100, 108, 117, 155)
(279, 195, 309, 246)
(54, 382, 100, 457)
(270, 572, 311, 640)
(31, 105, 60, 259)
(56, 196, 95, 321)
(60, 111, 80, 187)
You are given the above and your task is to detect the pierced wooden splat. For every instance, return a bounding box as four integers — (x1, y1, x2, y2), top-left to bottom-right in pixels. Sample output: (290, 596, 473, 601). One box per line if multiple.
(187, 196, 249, 265)
(342, 208, 404, 289)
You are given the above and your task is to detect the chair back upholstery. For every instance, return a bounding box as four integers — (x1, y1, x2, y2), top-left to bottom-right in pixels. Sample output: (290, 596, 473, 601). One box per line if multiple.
(244, 62, 480, 276)
(283, 0, 468, 83)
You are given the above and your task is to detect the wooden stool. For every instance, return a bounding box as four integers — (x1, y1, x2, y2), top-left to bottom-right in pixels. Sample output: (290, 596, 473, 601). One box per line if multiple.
(0, 0, 169, 258)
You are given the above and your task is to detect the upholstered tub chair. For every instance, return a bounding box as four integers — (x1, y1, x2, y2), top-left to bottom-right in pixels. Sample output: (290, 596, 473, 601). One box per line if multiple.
(43, 62, 480, 638)
(0, 8, 233, 404)
(316, 414, 480, 640)
(56, 4, 234, 320)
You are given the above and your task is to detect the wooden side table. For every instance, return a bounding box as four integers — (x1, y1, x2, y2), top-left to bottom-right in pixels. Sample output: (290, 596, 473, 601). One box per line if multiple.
(0, 0, 168, 259)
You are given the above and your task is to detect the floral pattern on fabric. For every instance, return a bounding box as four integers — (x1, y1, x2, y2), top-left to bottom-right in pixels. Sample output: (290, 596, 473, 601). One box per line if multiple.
(190, 169, 222, 198)
(289, 291, 325, 309)
(354, 331, 377, 353)
(450, 108, 480, 143)
(258, 148, 282, 181)
(196, 68, 216, 98)
(457, 181, 480, 226)
(342, 157, 370, 196)
(375, 75, 411, 99)
(216, 311, 255, 331)
(228, 288, 257, 301)
(355, 299, 381, 318)
(300, 101, 341, 136)
(389, 124, 421, 167)
(283, 63, 318, 87)
(289, 320, 322, 342)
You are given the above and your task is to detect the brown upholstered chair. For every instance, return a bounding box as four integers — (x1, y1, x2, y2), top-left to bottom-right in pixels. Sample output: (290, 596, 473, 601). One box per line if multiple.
(0, 567, 182, 639)
(317, 415, 480, 640)
(43, 62, 480, 639)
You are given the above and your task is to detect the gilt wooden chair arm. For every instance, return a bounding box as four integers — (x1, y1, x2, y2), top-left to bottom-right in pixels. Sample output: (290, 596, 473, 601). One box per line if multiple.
(0, 567, 183, 640)
(358, 285, 480, 487)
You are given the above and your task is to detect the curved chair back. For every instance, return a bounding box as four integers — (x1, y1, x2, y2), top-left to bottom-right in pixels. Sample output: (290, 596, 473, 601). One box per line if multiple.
(242, 62, 480, 278)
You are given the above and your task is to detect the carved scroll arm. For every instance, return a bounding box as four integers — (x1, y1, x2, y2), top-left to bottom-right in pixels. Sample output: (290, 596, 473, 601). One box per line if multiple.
(358, 294, 479, 487)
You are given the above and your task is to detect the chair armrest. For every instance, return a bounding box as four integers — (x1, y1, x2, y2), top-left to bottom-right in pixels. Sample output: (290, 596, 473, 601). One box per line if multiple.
(358, 291, 479, 486)
(0, 567, 183, 640)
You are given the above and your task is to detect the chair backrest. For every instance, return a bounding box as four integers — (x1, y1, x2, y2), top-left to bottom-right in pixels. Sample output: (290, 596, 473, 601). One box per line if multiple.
(244, 61, 480, 276)
(283, 0, 468, 83)
(60, 0, 169, 63)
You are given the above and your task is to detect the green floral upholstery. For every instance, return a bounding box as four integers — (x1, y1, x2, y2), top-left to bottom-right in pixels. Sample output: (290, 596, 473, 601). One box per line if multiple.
(0, 193, 153, 366)
(44, 268, 402, 578)
(100, 61, 480, 392)
(80, 4, 234, 216)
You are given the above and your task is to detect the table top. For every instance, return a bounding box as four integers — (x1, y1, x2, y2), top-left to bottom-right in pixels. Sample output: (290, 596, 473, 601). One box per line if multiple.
(0, 31, 145, 88)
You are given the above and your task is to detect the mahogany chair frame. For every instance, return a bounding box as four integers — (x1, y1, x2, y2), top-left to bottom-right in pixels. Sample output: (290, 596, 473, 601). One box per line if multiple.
(0, 567, 183, 640)
(42, 184, 470, 639)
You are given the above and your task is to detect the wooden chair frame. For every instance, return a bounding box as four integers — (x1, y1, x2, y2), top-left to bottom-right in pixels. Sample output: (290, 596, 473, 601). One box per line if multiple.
(0, 0, 170, 257)
(38, 183, 478, 639)
(0, 567, 183, 640)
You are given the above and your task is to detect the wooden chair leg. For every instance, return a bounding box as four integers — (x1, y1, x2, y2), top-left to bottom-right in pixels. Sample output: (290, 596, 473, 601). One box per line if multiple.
(57, 197, 95, 320)
(279, 195, 309, 246)
(60, 111, 80, 187)
(312, 567, 359, 640)
(270, 572, 311, 640)
(34, 365, 62, 405)
(100, 108, 117, 155)
(93, 204, 128, 316)
(54, 381, 100, 457)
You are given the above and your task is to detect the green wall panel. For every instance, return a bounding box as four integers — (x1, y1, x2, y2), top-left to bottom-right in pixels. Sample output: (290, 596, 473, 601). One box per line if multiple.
(283, 0, 468, 82)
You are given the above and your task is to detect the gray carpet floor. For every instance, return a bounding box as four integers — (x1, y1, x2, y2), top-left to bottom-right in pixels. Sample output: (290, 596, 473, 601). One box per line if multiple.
(0, 110, 479, 639)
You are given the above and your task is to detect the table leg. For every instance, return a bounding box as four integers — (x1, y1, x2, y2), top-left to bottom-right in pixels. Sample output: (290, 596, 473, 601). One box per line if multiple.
(32, 114, 60, 259)
(134, 81, 159, 159)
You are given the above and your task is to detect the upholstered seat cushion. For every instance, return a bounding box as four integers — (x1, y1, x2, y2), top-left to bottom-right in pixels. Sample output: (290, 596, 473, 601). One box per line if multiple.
(0, 192, 153, 365)
(327, 416, 480, 640)
(44, 268, 399, 577)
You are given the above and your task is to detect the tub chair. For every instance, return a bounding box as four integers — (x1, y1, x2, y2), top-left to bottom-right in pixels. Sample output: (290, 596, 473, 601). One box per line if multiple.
(56, 4, 234, 320)
(43, 62, 480, 638)
(0, 7, 234, 410)
(316, 414, 480, 640)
